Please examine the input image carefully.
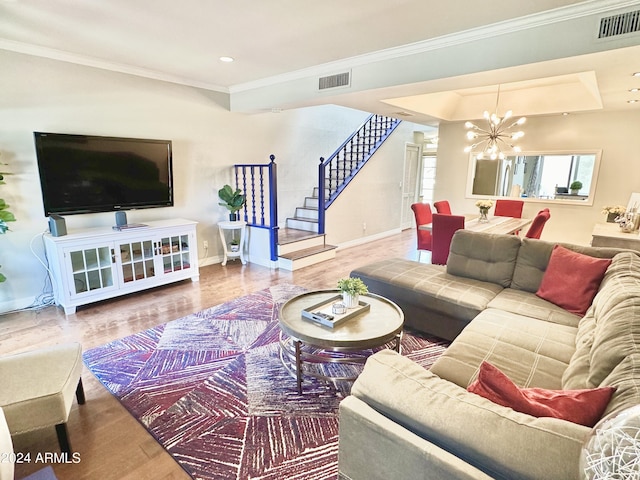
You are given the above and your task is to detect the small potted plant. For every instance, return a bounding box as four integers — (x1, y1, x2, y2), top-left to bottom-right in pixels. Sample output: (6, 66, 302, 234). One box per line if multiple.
(229, 238, 240, 253)
(570, 181, 583, 195)
(218, 184, 246, 221)
(337, 277, 368, 308)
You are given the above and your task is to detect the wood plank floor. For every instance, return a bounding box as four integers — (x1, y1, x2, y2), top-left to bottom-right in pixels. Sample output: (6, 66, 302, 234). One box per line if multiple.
(2, 228, 420, 480)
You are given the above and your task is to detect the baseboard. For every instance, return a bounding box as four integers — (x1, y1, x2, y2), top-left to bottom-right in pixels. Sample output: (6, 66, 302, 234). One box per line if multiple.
(0, 296, 41, 315)
(336, 228, 402, 251)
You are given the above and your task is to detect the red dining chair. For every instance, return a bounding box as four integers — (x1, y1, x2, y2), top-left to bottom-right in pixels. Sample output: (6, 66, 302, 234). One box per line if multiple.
(525, 209, 551, 239)
(411, 203, 433, 261)
(433, 200, 452, 215)
(494, 199, 524, 218)
(431, 213, 465, 265)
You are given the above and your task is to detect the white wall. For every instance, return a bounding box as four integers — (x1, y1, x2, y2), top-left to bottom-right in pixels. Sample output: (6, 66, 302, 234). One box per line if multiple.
(435, 110, 640, 245)
(0, 50, 422, 312)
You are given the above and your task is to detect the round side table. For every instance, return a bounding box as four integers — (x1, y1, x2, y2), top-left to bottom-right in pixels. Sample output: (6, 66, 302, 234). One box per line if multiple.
(218, 220, 247, 266)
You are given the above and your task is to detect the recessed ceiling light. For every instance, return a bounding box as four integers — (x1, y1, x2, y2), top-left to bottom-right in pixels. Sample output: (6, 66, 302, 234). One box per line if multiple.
(562, 112, 570, 116)
(219, 56, 234, 63)
(630, 88, 640, 93)
(633, 72, 640, 77)
(628, 99, 639, 104)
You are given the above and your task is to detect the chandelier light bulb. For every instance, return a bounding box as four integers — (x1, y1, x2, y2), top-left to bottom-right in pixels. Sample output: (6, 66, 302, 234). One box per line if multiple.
(517, 117, 526, 125)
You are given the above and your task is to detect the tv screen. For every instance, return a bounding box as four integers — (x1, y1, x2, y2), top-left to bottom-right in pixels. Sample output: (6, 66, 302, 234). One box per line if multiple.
(34, 132, 173, 216)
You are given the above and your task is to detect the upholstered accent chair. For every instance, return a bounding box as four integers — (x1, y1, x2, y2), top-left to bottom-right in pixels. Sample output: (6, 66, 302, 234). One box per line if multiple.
(411, 203, 433, 261)
(525, 208, 551, 239)
(494, 199, 524, 218)
(431, 213, 465, 265)
(433, 200, 452, 215)
(0, 343, 85, 455)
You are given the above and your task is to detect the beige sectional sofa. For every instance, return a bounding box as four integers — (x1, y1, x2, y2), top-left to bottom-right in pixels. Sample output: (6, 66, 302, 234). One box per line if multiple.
(339, 230, 640, 480)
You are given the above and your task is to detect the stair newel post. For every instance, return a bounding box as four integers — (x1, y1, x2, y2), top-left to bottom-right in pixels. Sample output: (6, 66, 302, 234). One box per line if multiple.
(268, 155, 279, 261)
(318, 157, 326, 235)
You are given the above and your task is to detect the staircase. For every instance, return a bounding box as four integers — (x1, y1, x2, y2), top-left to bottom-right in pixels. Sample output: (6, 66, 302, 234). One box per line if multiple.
(276, 187, 335, 270)
(277, 114, 401, 270)
(235, 115, 401, 271)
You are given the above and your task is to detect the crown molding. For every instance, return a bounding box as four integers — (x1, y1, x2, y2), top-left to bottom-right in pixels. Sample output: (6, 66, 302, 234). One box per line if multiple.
(1, 0, 638, 95)
(229, 0, 640, 94)
(0, 38, 229, 93)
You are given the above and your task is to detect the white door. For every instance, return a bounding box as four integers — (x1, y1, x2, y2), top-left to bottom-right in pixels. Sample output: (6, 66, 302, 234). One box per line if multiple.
(400, 143, 422, 230)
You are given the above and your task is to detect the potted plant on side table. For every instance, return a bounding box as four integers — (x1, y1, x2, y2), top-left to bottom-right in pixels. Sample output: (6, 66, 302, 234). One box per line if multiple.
(337, 277, 368, 309)
(218, 184, 246, 221)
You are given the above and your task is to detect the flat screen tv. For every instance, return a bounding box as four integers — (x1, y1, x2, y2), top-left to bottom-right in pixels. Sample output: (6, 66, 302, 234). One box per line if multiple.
(34, 132, 173, 216)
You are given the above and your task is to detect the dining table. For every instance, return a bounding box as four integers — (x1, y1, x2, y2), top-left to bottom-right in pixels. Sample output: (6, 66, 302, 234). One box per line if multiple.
(420, 214, 532, 235)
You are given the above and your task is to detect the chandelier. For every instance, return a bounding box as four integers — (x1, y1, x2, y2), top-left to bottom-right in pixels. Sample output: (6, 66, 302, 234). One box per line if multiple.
(464, 86, 526, 160)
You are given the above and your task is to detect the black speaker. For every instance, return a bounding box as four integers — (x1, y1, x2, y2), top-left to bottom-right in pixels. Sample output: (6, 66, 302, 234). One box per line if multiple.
(48, 215, 67, 237)
(115, 211, 127, 226)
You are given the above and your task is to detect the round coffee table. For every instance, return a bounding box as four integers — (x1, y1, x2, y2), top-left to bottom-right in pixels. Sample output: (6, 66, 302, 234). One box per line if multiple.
(278, 289, 404, 393)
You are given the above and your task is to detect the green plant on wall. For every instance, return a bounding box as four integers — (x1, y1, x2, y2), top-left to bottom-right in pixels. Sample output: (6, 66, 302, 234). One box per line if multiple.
(0, 157, 17, 282)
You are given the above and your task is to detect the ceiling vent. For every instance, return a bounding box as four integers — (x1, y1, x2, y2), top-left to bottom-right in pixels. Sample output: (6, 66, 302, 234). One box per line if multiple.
(598, 10, 640, 38)
(318, 72, 350, 90)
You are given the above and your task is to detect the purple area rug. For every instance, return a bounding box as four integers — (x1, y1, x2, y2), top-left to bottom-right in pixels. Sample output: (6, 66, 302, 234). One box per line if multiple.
(83, 284, 449, 480)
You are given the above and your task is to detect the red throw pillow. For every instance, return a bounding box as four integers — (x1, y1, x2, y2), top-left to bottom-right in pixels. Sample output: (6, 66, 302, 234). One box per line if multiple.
(467, 362, 615, 427)
(536, 245, 612, 316)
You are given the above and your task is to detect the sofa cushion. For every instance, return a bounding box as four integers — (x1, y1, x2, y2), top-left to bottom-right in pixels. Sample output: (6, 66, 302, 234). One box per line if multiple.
(430, 308, 577, 390)
(468, 361, 615, 427)
(536, 245, 611, 316)
(599, 353, 640, 417)
(511, 238, 622, 293)
(488, 288, 581, 328)
(446, 230, 522, 288)
(351, 258, 503, 323)
(588, 252, 640, 387)
(352, 350, 588, 480)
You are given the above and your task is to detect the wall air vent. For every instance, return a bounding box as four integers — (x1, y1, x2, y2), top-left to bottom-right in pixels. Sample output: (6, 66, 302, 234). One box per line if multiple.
(598, 10, 640, 38)
(318, 72, 351, 90)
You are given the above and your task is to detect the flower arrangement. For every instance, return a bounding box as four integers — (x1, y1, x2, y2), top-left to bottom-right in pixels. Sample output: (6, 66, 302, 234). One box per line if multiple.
(337, 277, 368, 296)
(601, 205, 626, 215)
(475, 199, 493, 211)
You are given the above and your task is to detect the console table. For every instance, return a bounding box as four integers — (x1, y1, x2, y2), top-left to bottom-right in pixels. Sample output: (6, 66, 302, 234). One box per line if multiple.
(43, 218, 199, 314)
(591, 223, 640, 251)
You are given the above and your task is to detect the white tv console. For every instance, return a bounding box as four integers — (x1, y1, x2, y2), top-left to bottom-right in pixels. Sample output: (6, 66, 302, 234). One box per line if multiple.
(43, 218, 199, 314)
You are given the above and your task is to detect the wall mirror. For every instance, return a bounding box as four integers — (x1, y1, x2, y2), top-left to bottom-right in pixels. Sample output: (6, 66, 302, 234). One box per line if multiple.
(466, 150, 601, 206)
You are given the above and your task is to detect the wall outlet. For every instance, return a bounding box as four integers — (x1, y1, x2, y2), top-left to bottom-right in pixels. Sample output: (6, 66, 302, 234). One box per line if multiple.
(203, 240, 208, 249)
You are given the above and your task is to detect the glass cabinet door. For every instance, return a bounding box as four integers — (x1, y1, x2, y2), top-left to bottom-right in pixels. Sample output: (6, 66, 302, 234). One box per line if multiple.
(158, 234, 191, 275)
(118, 240, 155, 283)
(68, 246, 115, 295)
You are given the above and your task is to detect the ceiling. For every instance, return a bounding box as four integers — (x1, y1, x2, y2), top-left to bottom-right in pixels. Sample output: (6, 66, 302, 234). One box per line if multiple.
(1, 0, 640, 126)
